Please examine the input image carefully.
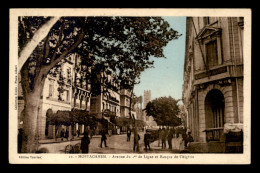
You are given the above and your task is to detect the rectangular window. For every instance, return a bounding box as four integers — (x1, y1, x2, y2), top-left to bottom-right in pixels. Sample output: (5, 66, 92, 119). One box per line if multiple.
(206, 40, 218, 68)
(80, 97, 82, 108)
(66, 90, 70, 102)
(49, 83, 53, 97)
(203, 17, 210, 26)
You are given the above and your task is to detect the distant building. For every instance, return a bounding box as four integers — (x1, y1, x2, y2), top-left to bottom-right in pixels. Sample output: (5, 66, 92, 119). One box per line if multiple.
(183, 17, 244, 152)
(143, 90, 157, 127)
(143, 90, 151, 108)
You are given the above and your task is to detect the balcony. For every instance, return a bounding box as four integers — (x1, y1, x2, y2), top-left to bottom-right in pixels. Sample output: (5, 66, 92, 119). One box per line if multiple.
(203, 127, 224, 142)
(194, 63, 243, 86)
(120, 89, 131, 97)
(46, 96, 71, 105)
(108, 95, 120, 104)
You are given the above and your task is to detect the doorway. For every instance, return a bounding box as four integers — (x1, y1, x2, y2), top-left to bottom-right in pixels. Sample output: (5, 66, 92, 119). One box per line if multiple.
(205, 89, 225, 129)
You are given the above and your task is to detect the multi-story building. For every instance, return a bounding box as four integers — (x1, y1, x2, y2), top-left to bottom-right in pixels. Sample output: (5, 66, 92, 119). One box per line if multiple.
(18, 53, 92, 140)
(18, 53, 145, 139)
(183, 17, 244, 152)
(120, 89, 136, 119)
(72, 53, 92, 111)
(90, 72, 120, 125)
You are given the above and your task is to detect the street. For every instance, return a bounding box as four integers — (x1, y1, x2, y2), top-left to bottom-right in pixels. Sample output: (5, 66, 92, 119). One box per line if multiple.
(38, 132, 185, 154)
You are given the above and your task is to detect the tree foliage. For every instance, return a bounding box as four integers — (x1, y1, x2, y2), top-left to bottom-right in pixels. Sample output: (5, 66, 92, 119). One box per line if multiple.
(46, 109, 96, 127)
(18, 16, 181, 153)
(145, 96, 182, 126)
(78, 17, 182, 92)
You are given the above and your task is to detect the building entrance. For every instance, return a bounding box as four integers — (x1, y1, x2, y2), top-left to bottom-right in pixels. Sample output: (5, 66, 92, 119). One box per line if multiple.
(204, 89, 225, 141)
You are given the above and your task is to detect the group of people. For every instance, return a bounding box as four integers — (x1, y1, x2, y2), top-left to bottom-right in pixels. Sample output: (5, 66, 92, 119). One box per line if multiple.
(157, 128, 175, 149)
(157, 127, 194, 150)
(80, 128, 108, 153)
(182, 131, 194, 148)
(126, 128, 141, 152)
(60, 128, 69, 141)
(80, 126, 194, 154)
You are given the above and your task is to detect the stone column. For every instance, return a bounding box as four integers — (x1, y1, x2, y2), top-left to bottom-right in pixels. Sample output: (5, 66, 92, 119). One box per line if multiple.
(48, 125, 56, 139)
(198, 90, 206, 142)
(69, 125, 72, 140)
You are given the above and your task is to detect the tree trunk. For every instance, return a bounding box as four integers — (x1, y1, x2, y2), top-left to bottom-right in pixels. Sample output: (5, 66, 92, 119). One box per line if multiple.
(20, 67, 47, 153)
(129, 87, 139, 152)
(21, 90, 42, 153)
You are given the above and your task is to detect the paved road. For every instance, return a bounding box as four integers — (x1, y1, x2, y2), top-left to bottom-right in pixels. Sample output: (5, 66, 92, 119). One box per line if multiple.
(39, 132, 184, 154)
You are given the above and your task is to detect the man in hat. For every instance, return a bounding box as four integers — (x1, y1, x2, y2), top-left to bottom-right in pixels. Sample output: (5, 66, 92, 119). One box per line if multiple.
(80, 132, 90, 153)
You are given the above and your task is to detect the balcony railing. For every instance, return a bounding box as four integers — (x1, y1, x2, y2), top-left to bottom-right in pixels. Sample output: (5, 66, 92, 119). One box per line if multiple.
(203, 127, 224, 142)
(108, 96, 120, 103)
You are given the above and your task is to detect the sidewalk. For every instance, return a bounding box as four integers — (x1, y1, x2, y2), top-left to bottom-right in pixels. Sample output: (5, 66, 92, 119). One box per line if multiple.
(38, 134, 104, 144)
(39, 136, 82, 144)
(38, 133, 187, 154)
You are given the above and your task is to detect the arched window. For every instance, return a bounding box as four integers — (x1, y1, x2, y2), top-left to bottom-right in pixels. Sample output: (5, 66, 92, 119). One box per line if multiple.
(205, 89, 225, 141)
(205, 89, 225, 128)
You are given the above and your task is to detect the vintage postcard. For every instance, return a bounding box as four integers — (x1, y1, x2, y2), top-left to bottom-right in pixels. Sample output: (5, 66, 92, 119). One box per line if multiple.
(9, 8, 251, 164)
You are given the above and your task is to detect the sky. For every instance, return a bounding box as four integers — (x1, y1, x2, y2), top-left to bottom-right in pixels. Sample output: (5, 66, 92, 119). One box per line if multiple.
(134, 17, 186, 104)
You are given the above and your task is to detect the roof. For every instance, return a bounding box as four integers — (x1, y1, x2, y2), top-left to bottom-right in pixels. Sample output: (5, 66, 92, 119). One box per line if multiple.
(195, 26, 222, 40)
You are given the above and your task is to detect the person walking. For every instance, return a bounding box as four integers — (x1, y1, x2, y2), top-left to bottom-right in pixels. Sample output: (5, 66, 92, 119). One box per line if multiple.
(100, 129, 108, 148)
(158, 128, 162, 147)
(172, 127, 176, 138)
(144, 130, 151, 152)
(161, 128, 167, 149)
(185, 132, 194, 148)
(80, 132, 90, 153)
(182, 130, 188, 148)
(77, 129, 80, 137)
(60, 128, 65, 141)
(167, 128, 174, 149)
(65, 128, 69, 141)
(133, 131, 140, 152)
(127, 128, 131, 142)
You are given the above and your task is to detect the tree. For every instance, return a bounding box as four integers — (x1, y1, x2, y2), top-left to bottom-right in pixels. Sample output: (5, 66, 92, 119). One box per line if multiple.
(78, 17, 181, 152)
(19, 17, 181, 153)
(18, 17, 60, 72)
(19, 17, 86, 153)
(145, 96, 182, 127)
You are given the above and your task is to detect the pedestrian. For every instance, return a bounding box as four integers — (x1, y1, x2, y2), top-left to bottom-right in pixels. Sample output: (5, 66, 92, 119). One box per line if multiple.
(133, 132, 140, 152)
(117, 126, 120, 135)
(144, 130, 151, 152)
(161, 128, 167, 149)
(182, 131, 188, 148)
(127, 128, 131, 142)
(80, 132, 90, 153)
(176, 127, 180, 138)
(65, 128, 69, 141)
(167, 128, 174, 149)
(158, 128, 162, 147)
(100, 129, 108, 148)
(77, 129, 80, 137)
(60, 128, 65, 141)
(185, 132, 194, 148)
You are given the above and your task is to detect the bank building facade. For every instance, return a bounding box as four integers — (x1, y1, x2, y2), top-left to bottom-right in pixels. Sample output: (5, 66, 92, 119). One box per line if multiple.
(182, 17, 244, 152)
